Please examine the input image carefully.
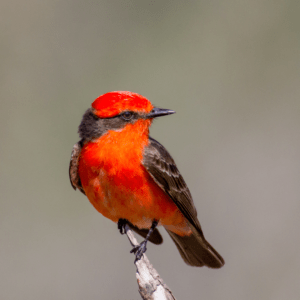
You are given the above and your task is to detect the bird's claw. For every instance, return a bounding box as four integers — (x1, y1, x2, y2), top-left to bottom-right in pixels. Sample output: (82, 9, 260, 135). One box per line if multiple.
(118, 219, 127, 235)
(130, 241, 147, 261)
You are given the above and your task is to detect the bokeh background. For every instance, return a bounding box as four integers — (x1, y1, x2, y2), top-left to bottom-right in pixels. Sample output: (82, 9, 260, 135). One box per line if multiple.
(1, 1, 300, 299)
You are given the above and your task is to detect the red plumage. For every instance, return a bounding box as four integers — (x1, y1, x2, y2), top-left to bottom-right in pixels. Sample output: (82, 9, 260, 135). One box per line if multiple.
(70, 91, 224, 268)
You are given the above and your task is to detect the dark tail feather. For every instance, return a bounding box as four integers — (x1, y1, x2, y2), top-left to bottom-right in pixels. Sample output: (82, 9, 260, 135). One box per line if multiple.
(166, 226, 224, 268)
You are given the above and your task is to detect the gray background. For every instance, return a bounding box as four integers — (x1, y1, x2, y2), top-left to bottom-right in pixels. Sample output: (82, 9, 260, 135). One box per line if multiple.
(1, 1, 299, 299)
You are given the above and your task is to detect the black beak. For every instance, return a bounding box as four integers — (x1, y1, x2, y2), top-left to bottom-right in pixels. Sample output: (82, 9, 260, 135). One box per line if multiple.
(146, 107, 175, 119)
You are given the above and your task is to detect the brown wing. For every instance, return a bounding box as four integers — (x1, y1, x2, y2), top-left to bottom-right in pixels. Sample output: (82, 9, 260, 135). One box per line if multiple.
(69, 141, 86, 195)
(143, 137, 202, 234)
(143, 137, 224, 268)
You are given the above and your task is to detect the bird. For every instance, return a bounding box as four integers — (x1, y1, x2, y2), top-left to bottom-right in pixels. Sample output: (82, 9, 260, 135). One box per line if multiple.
(69, 91, 224, 268)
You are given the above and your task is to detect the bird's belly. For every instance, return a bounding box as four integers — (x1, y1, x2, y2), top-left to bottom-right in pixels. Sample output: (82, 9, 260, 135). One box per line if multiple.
(83, 168, 185, 230)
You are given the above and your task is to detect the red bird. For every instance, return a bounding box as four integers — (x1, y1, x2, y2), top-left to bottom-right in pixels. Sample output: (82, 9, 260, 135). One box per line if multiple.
(69, 91, 224, 268)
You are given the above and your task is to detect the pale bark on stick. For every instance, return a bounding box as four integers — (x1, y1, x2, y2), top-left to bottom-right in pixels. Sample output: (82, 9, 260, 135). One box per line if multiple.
(124, 224, 176, 300)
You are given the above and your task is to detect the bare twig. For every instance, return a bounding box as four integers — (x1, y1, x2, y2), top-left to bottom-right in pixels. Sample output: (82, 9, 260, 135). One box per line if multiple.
(124, 224, 176, 300)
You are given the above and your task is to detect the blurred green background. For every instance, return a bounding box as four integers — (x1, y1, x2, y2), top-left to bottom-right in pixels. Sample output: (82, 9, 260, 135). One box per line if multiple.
(1, 1, 300, 299)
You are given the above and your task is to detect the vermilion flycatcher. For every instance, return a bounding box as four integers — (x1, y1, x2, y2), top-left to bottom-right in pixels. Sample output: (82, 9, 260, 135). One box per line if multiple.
(69, 91, 224, 268)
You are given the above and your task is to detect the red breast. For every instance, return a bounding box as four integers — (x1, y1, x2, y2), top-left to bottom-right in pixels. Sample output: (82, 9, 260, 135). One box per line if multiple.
(78, 122, 188, 233)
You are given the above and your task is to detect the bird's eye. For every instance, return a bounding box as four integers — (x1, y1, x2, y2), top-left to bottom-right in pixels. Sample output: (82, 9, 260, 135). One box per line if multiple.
(121, 111, 134, 121)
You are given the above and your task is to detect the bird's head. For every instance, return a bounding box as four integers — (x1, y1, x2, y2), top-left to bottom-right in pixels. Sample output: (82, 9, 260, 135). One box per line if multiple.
(78, 91, 175, 142)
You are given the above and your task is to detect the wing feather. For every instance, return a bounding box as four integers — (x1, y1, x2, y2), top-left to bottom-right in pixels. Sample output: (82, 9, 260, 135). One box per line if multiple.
(69, 141, 86, 195)
(143, 137, 202, 234)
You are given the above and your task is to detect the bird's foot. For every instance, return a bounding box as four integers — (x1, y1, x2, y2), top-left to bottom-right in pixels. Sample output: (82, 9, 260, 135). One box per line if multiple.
(117, 218, 128, 235)
(130, 240, 147, 261)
